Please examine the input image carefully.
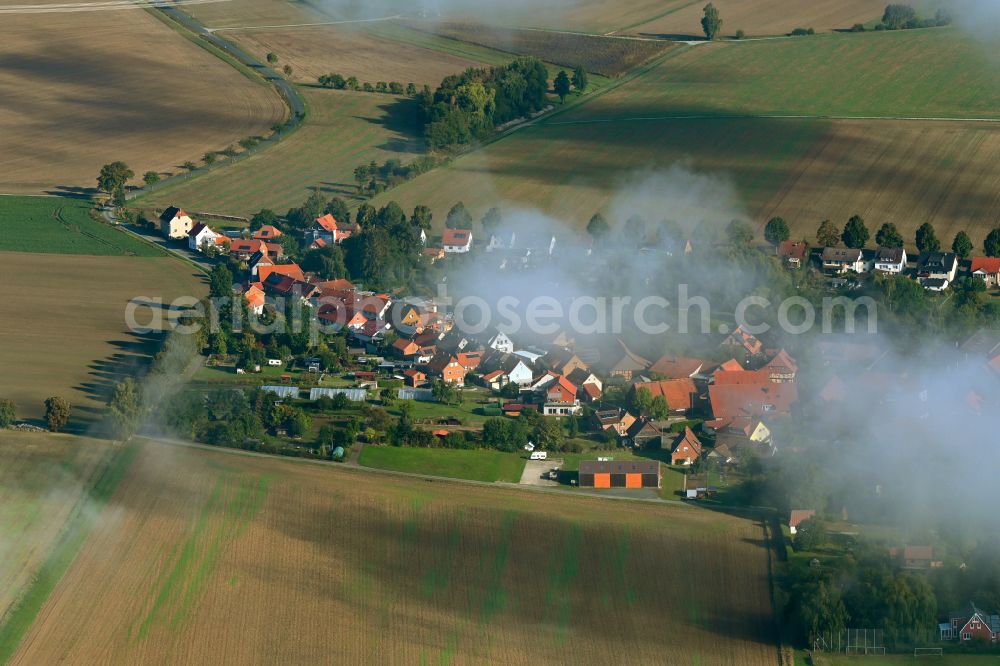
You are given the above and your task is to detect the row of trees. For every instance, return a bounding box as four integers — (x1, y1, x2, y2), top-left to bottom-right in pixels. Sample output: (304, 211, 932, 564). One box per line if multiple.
(810, 216, 1000, 257)
(419, 57, 550, 150)
(0, 397, 70, 432)
(880, 4, 952, 30)
(351, 155, 445, 198)
(318, 73, 418, 96)
(553, 66, 588, 102)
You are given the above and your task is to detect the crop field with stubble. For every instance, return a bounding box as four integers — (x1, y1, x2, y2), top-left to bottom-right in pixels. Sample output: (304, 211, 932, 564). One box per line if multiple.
(7, 439, 780, 665)
(0, 9, 286, 195)
(0, 246, 205, 426)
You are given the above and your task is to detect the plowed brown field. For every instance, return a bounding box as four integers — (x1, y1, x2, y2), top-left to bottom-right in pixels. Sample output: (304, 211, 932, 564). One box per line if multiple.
(0, 9, 285, 194)
(10, 439, 780, 665)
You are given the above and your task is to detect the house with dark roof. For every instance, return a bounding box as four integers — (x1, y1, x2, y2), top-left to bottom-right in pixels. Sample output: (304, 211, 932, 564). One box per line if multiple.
(608, 340, 650, 381)
(874, 247, 907, 274)
(442, 228, 473, 253)
(426, 353, 467, 385)
(916, 251, 958, 289)
(822, 247, 870, 274)
(627, 416, 661, 449)
(578, 460, 661, 489)
(593, 409, 637, 438)
(540, 347, 587, 377)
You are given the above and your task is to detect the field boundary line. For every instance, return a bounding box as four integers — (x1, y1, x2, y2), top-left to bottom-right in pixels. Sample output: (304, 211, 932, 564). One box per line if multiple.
(140, 434, 780, 516)
(606, 0, 703, 36)
(545, 113, 1000, 127)
(209, 15, 403, 33)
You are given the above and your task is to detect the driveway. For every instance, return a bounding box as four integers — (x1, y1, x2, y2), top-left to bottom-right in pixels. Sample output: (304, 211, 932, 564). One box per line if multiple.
(519, 458, 563, 487)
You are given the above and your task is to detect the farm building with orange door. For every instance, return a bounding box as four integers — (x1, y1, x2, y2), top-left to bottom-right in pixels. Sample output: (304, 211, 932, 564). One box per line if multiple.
(578, 460, 661, 489)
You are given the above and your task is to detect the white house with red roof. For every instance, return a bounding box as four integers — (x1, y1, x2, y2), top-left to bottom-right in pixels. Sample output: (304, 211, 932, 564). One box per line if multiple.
(971, 257, 1000, 288)
(313, 214, 356, 244)
(442, 228, 473, 253)
(160, 206, 195, 239)
(243, 283, 266, 315)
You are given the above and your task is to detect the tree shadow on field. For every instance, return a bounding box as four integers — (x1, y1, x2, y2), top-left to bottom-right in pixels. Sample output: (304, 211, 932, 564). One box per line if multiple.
(43, 186, 98, 199)
(67, 332, 165, 436)
(353, 97, 425, 154)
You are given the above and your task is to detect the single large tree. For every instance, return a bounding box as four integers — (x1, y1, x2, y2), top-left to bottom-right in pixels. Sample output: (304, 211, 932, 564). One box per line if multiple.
(554, 70, 571, 102)
(44, 396, 71, 432)
(209, 263, 233, 298)
(587, 213, 610, 239)
(446, 201, 473, 229)
(97, 161, 133, 203)
(701, 3, 723, 39)
(572, 65, 589, 93)
(842, 215, 870, 249)
(986, 229, 1000, 258)
(481, 207, 502, 235)
(0, 398, 15, 428)
(915, 222, 941, 253)
(764, 217, 790, 246)
(108, 377, 143, 440)
(952, 231, 974, 259)
(875, 222, 904, 248)
(411, 205, 433, 231)
(816, 219, 840, 247)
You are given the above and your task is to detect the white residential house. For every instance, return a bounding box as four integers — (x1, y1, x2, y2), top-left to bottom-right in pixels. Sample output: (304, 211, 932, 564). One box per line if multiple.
(188, 223, 221, 252)
(160, 206, 194, 239)
(821, 247, 871, 274)
(442, 228, 473, 253)
(874, 247, 907, 274)
(484, 331, 514, 354)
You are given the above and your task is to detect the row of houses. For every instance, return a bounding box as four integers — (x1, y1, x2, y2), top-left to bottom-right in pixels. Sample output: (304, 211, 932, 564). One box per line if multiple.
(779, 240, 1000, 292)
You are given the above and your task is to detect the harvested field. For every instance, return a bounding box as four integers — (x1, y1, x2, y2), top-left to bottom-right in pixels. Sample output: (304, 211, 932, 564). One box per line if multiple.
(758, 119, 1000, 247)
(369, 117, 828, 229)
(138, 88, 422, 217)
(0, 252, 204, 426)
(0, 196, 162, 256)
(564, 30, 1000, 121)
(178, 0, 325, 29)
(225, 24, 487, 87)
(10, 439, 780, 664)
(0, 9, 285, 194)
(0, 434, 123, 663)
(627, 0, 888, 38)
(370, 115, 1000, 247)
(409, 21, 673, 77)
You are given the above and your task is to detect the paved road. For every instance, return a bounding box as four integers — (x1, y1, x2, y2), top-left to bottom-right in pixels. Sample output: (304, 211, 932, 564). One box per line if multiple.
(101, 205, 213, 273)
(159, 6, 305, 119)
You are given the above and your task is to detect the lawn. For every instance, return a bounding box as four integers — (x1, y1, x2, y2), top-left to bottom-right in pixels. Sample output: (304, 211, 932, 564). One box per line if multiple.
(8, 438, 779, 664)
(0, 252, 205, 425)
(563, 28, 1000, 121)
(358, 445, 527, 482)
(388, 393, 500, 427)
(0, 196, 163, 256)
(137, 88, 423, 217)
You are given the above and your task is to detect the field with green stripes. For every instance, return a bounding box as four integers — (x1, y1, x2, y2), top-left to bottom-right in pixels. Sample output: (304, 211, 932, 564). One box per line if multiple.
(137, 88, 423, 217)
(0, 196, 162, 256)
(6, 439, 779, 664)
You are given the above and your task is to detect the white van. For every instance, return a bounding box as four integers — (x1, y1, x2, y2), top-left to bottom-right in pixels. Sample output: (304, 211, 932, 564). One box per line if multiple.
(529, 451, 548, 461)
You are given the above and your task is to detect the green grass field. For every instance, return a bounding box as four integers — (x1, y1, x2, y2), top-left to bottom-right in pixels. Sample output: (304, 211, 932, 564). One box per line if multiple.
(809, 654, 1000, 666)
(0, 196, 163, 256)
(358, 445, 527, 483)
(137, 88, 423, 217)
(563, 28, 1000, 122)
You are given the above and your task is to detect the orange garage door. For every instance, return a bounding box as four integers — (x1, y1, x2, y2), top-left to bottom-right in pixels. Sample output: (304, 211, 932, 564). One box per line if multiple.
(625, 473, 642, 488)
(593, 473, 611, 488)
